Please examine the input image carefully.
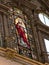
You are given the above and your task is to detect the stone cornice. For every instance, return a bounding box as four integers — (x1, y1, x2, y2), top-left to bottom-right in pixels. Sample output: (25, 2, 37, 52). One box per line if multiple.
(38, 0, 49, 12)
(0, 3, 9, 10)
(12, 0, 37, 10)
(0, 47, 47, 65)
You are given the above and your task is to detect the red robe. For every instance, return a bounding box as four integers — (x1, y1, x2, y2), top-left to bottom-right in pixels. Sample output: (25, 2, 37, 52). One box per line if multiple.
(15, 23, 30, 48)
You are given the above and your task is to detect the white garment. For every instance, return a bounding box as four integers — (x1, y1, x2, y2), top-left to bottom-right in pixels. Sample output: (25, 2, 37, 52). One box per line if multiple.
(20, 38, 27, 47)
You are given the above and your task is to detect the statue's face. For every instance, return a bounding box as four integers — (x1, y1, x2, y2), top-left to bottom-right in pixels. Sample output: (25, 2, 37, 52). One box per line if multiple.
(15, 18, 22, 24)
(15, 18, 25, 28)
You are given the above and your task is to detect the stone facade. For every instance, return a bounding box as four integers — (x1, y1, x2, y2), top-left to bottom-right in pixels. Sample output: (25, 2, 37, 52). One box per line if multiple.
(0, 0, 49, 64)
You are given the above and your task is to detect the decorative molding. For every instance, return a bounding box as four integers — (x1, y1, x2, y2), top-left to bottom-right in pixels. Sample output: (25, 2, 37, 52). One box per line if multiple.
(0, 47, 47, 65)
(12, 0, 37, 10)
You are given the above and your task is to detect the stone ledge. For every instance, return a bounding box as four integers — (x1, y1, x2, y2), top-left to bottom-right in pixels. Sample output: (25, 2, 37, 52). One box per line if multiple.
(0, 47, 48, 65)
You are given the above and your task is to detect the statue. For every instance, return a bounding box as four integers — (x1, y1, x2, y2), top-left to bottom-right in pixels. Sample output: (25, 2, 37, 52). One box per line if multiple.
(15, 18, 30, 48)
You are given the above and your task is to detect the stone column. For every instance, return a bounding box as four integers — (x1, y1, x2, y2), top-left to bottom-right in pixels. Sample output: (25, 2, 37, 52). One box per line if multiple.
(30, 13, 42, 62)
(3, 14, 9, 48)
(23, 8, 42, 62)
(0, 14, 4, 47)
(38, 30, 48, 63)
(3, 14, 9, 37)
(30, 18, 41, 62)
